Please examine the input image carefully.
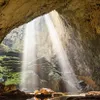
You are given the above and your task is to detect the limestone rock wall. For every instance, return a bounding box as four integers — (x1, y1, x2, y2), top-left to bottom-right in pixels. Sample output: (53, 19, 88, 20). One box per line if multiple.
(34, 17, 53, 61)
(43, 10, 99, 90)
(56, 0, 100, 89)
(0, 0, 67, 41)
(2, 25, 25, 51)
(33, 11, 100, 91)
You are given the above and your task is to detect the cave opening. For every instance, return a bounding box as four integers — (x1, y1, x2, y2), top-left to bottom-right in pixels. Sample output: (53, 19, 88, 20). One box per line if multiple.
(0, 8, 100, 99)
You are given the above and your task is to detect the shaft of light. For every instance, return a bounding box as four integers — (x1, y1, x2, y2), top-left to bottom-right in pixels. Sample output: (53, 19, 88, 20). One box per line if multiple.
(20, 19, 38, 92)
(45, 13, 79, 93)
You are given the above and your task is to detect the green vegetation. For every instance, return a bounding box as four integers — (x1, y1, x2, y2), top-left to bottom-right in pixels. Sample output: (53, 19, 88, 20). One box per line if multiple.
(0, 56, 6, 60)
(0, 44, 10, 52)
(0, 65, 21, 85)
(5, 72, 21, 85)
(0, 43, 22, 86)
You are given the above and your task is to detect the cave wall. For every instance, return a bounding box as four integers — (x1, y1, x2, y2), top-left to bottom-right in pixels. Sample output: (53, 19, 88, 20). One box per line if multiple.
(56, 0, 100, 89)
(34, 17, 53, 61)
(34, 10, 100, 90)
(0, 0, 67, 42)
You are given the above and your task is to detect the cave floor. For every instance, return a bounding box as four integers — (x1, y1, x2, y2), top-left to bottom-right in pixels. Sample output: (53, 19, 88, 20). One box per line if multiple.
(0, 90, 100, 100)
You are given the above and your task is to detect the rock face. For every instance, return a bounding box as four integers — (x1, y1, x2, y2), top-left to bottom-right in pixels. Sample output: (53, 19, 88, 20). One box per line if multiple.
(0, 0, 67, 41)
(49, 11, 100, 90)
(32, 16, 53, 61)
(0, 0, 99, 41)
(35, 57, 62, 92)
(2, 25, 25, 51)
(57, 0, 100, 89)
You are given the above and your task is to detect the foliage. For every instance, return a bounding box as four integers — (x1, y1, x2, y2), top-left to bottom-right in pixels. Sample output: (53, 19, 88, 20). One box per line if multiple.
(0, 56, 7, 60)
(0, 44, 10, 52)
(5, 72, 21, 85)
(0, 65, 21, 85)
